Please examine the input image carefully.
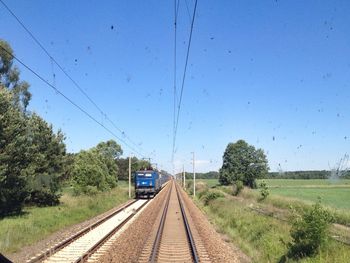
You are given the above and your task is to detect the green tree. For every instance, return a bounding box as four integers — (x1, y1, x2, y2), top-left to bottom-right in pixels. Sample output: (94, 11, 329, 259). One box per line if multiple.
(219, 140, 269, 188)
(72, 140, 122, 194)
(0, 88, 29, 215)
(1, 40, 67, 212)
(0, 40, 31, 111)
(95, 140, 122, 159)
(72, 150, 110, 194)
(94, 139, 122, 186)
(24, 113, 66, 206)
(115, 157, 151, 181)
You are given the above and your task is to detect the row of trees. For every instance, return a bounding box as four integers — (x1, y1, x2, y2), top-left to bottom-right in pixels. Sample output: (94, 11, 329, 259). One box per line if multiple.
(179, 171, 219, 180)
(0, 39, 151, 216)
(267, 170, 330, 179)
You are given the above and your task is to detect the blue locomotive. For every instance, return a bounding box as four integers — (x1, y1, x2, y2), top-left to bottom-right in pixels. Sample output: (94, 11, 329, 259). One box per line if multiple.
(134, 170, 162, 198)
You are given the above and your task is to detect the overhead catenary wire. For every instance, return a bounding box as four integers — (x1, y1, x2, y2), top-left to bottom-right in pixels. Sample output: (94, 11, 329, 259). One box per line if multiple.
(172, 0, 180, 165)
(0, 45, 145, 158)
(0, 0, 143, 153)
(184, 0, 193, 24)
(172, 0, 198, 161)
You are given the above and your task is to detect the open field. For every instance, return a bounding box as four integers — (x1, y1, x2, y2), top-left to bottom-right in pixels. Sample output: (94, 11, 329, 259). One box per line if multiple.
(268, 187, 350, 210)
(190, 179, 350, 262)
(259, 179, 350, 187)
(257, 179, 350, 211)
(190, 179, 350, 211)
(0, 185, 129, 254)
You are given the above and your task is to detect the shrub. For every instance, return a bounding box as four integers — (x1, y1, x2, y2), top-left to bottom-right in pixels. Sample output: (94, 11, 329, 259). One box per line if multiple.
(197, 188, 209, 199)
(232, 180, 243, 196)
(202, 190, 224, 206)
(72, 150, 114, 194)
(288, 200, 334, 259)
(186, 181, 194, 195)
(259, 180, 269, 200)
(27, 190, 60, 206)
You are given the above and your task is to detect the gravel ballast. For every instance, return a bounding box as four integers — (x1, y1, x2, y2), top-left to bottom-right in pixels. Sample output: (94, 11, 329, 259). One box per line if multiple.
(100, 182, 249, 262)
(178, 186, 250, 263)
(99, 183, 170, 263)
(7, 199, 134, 263)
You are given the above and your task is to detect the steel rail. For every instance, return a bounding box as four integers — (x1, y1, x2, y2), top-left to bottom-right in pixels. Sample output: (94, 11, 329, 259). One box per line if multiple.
(175, 183, 199, 263)
(27, 199, 138, 263)
(149, 182, 173, 262)
(75, 200, 150, 262)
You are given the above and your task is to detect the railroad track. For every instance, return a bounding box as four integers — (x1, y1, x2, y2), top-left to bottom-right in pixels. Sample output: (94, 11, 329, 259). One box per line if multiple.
(27, 199, 149, 263)
(139, 181, 210, 262)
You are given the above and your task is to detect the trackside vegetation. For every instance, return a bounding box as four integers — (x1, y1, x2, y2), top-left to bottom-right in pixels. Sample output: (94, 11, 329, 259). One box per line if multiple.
(0, 39, 152, 253)
(187, 180, 350, 263)
(0, 40, 66, 214)
(184, 139, 350, 262)
(0, 186, 129, 254)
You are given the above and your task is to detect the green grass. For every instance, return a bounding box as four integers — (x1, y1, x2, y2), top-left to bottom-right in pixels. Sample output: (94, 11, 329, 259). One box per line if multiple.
(192, 182, 350, 262)
(186, 179, 219, 188)
(197, 195, 350, 262)
(0, 186, 129, 254)
(268, 187, 350, 210)
(195, 179, 350, 211)
(258, 179, 350, 187)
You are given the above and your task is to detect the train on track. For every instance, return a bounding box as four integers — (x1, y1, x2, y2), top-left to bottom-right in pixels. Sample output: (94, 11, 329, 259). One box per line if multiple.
(134, 169, 169, 198)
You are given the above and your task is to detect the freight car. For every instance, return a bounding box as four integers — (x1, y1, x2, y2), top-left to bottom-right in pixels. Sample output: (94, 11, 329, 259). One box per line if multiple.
(134, 169, 161, 198)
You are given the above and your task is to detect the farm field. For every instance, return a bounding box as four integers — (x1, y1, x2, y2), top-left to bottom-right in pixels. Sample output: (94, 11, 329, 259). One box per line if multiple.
(258, 179, 350, 211)
(192, 179, 350, 211)
(268, 187, 350, 210)
(259, 179, 350, 187)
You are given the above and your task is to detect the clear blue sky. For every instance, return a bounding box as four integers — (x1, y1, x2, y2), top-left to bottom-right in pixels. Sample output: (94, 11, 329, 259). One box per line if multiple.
(1, 0, 350, 173)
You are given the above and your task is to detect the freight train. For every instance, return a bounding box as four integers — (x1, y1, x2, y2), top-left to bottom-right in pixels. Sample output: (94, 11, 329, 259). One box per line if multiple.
(134, 169, 169, 198)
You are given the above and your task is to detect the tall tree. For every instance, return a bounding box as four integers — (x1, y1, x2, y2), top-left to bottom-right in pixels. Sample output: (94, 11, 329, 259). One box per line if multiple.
(1, 40, 67, 213)
(24, 113, 66, 205)
(0, 40, 31, 111)
(0, 88, 29, 215)
(219, 140, 269, 188)
(95, 140, 123, 159)
(72, 140, 123, 194)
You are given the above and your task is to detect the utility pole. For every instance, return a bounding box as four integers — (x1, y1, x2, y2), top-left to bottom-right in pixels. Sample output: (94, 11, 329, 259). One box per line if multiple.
(128, 155, 131, 198)
(191, 152, 196, 197)
(183, 164, 186, 189)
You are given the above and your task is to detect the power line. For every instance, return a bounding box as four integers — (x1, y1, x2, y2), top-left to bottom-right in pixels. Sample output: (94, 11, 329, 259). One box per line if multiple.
(172, 0, 180, 164)
(172, 0, 198, 160)
(184, 0, 193, 24)
(0, 0, 142, 152)
(0, 45, 145, 158)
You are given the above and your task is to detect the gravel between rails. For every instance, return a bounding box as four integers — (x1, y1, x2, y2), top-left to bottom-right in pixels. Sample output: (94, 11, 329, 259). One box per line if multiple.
(178, 186, 251, 263)
(99, 184, 171, 263)
(100, 182, 249, 263)
(7, 199, 135, 263)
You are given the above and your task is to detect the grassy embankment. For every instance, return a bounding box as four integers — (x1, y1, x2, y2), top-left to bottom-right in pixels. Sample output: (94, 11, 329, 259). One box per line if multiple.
(186, 179, 350, 262)
(0, 181, 130, 254)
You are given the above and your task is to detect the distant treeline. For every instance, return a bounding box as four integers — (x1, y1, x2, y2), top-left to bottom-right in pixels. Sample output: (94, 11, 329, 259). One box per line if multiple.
(181, 170, 350, 180)
(265, 170, 350, 179)
(182, 171, 219, 180)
